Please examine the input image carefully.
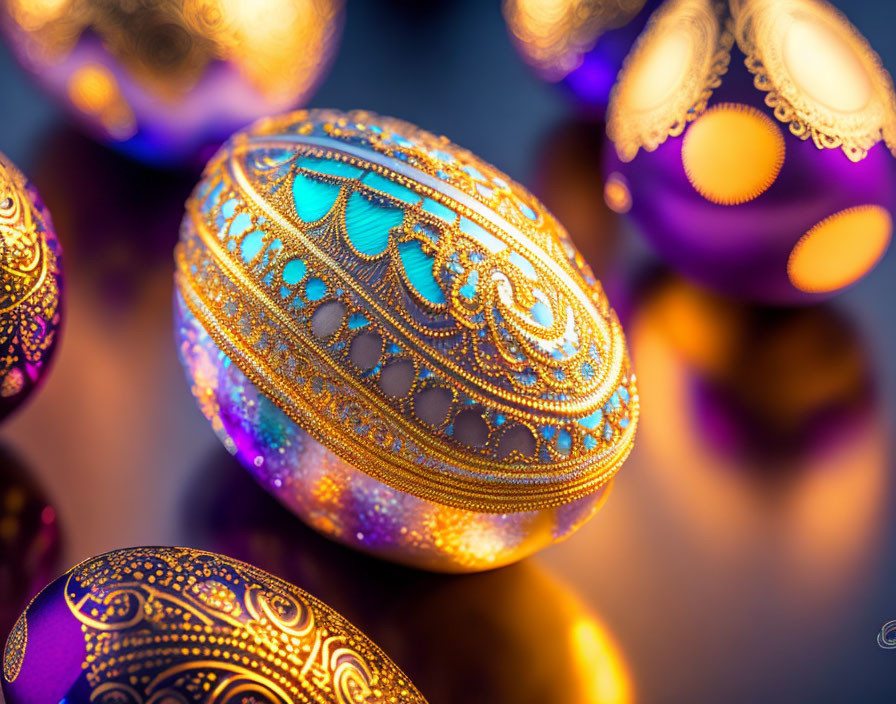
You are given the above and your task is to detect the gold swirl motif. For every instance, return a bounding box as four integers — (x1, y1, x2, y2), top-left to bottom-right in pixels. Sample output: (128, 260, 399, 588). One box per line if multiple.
(62, 547, 426, 704)
(730, 0, 896, 162)
(0, 154, 61, 400)
(176, 109, 638, 513)
(606, 0, 733, 161)
(2, 610, 26, 683)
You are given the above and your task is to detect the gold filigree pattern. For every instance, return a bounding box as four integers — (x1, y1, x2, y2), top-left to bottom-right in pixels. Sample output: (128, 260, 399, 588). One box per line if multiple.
(730, 0, 896, 161)
(2, 611, 26, 683)
(61, 547, 426, 704)
(606, 0, 733, 161)
(0, 153, 62, 409)
(175, 109, 638, 513)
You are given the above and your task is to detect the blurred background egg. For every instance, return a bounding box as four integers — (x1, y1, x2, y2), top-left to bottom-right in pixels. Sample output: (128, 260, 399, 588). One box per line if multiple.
(0, 0, 345, 166)
(603, 0, 896, 304)
(503, 0, 660, 110)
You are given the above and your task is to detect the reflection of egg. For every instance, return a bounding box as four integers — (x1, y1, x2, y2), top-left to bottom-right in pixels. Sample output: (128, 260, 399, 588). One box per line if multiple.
(629, 275, 887, 597)
(605, 0, 896, 303)
(0, 152, 64, 421)
(0, 0, 344, 165)
(0, 445, 61, 641)
(175, 108, 637, 571)
(184, 448, 634, 704)
(1, 547, 426, 704)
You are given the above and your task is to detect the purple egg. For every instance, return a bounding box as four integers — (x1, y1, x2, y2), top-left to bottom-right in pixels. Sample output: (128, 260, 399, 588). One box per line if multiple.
(0, 0, 345, 166)
(603, 0, 896, 304)
(0, 152, 63, 421)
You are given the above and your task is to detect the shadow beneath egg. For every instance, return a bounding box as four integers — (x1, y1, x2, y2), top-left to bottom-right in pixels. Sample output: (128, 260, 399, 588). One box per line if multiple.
(180, 444, 634, 704)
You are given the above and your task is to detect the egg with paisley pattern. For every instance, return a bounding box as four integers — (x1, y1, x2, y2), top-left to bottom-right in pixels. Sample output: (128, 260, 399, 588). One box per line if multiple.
(174, 109, 638, 572)
(1, 546, 426, 704)
(0, 152, 63, 421)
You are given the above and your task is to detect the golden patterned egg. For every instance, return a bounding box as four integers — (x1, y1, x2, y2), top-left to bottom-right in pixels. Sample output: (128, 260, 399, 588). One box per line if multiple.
(174, 109, 638, 572)
(0, 152, 63, 421)
(0, 0, 344, 165)
(1, 546, 427, 704)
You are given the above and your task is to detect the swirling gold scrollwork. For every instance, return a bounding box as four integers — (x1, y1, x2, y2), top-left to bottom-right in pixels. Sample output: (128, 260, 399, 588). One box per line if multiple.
(0, 154, 62, 403)
(62, 547, 426, 704)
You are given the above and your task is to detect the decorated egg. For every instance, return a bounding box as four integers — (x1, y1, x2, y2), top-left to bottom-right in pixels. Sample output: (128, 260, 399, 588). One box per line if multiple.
(604, 0, 896, 304)
(503, 0, 660, 110)
(0, 0, 344, 166)
(1, 546, 426, 704)
(175, 108, 638, 572)
(0, 152, 63, 421)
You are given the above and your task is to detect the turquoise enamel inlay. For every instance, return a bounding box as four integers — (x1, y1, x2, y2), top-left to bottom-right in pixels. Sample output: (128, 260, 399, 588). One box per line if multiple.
(460, 217, 505, 253)
(422, 198, 455, 224)
(577, 408, 603, 430)
(240, 231, 265, 263)
(556, 429, 572, 453)
(229, 212, 253, 238)
(530, 300, 553, 327)
(348, 313, 369, 329)
(460, 270, 479, 301)
(306, 277, 327, 301)
(203, 182, 224, 214)
(398, 240, 445, 305)
(518, 201, 538, 220)
(583, 435, 598, 450)
(344, 192, 404, 256)
(618, 386, 630, 404)
(361, 171, 421, 204)
(292, 172, 341, 223)
(221, 197, 238, 219)
(509, 251, 537, 280)
(282, 259, 306, 285)
(297, 156, 364, 180)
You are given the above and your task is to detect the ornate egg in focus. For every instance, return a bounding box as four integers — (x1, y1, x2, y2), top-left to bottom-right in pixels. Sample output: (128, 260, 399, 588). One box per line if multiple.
(503, 0, 659, 109)
(1, 546, 426, 704)
(0, 0, 344, 165)
(0, 153, 63, 421)
(175, 109, 638, 572)
(604, 0, 896, 304)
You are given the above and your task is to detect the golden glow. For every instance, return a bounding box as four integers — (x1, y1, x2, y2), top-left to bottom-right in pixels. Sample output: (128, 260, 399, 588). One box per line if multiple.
(503, 0, 646, 80)
(788, 205, 892, 293)
(66, 64, 137, 140)
(783, 14, 872, 113)
(682, 103, 785, 205)
(10, 0, 343, 107)
(570, 619, 633, 704)
(625, 31, 691, 112)
(603, 172, 632, 213)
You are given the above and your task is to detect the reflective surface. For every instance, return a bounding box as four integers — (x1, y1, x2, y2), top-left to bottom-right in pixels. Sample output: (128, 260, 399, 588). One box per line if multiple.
(2, 1, 896, 702)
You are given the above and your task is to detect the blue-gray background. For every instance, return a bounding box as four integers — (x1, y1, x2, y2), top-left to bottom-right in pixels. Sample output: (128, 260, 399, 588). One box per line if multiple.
(1, 2, 896, 703)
